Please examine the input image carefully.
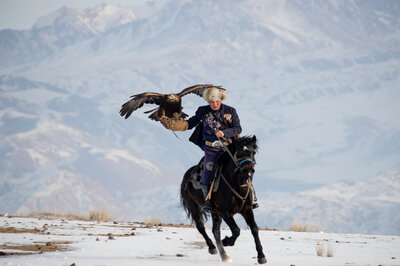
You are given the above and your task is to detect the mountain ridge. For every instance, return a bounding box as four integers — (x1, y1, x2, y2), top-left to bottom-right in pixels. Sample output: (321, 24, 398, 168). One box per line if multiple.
(0, 0, 399, 234)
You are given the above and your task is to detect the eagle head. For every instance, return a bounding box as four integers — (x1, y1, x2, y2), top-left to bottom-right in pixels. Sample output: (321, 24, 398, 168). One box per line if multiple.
(167, 94, 179, 102)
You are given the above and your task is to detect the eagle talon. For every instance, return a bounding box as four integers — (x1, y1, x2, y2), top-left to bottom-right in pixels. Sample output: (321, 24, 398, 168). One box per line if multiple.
(172, 112, 181, 120)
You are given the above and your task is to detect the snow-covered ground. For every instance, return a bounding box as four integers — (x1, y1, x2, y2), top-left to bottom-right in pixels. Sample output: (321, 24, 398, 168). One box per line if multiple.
(1, 215, 399, 266)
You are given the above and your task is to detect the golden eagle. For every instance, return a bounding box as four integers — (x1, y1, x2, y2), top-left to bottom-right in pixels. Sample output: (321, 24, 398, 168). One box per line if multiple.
(120, 84, 224, 121)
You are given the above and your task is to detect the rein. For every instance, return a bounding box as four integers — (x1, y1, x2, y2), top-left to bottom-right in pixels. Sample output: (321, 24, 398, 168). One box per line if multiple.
(216, 135, 238, 167)
(215, 136, 256, 212)
(213, 112, 254, 167)
(219, 169, 252, 212)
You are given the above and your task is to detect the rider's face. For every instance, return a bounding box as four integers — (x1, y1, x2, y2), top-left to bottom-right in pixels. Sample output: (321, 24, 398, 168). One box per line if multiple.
(208, 99, 222, 111)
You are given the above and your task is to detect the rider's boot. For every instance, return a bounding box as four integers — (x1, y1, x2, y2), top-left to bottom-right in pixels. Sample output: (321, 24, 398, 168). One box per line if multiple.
(252, 202, 259, 209)
(201, 185, 211, 213)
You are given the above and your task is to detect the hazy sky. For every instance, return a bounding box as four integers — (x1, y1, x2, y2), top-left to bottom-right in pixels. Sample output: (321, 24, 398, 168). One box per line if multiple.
(0, 0, 148, 30)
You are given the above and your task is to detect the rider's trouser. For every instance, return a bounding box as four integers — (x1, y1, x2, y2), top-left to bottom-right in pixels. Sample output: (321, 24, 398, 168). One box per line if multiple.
(201, 145, 223, 186)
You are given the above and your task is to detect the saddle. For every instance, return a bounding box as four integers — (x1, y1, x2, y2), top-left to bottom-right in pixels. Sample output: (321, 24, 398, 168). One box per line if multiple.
(189, 157, 221, 193)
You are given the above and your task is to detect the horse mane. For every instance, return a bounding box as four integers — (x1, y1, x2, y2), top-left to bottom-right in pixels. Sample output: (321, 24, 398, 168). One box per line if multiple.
(234, 135, 258, 152)
(216, 135, 258, 165)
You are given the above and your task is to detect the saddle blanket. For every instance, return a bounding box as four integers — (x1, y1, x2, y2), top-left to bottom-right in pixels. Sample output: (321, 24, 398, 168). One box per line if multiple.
(189, 157, 221, 192)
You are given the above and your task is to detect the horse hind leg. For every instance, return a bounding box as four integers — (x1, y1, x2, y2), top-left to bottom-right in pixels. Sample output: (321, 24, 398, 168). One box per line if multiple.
(211, 214, 231, 262)
(222, 215, 240, 247)
(187, 204, 216, 253)
(196, 224, 217, 255)
(191, 211, 217, 255)
(181, 168, 216, 255)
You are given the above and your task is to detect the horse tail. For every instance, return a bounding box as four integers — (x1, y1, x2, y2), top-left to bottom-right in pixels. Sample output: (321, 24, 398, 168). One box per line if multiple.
(180, 166, 207, 223)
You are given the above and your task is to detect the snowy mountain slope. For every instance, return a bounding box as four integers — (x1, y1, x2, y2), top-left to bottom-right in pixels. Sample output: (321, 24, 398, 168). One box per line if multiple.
(255, 171, 400, 235)
(0, 118, 177, 219)
(0, 0, 399, 234)
(32, 4, 136, 33)
(125, 171, 400, 235)
(9, 5, 397, 183)
(0, 4, 137, 67)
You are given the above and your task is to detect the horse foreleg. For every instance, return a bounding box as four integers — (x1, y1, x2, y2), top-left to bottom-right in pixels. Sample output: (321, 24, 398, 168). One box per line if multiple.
(211, 214, 231, 262)
(242, 209, 267, 264)
(222, 215, 240, 247)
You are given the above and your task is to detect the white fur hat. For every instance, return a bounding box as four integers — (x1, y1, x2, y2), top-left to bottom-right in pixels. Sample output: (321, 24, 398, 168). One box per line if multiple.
(203, 87, 227, 102)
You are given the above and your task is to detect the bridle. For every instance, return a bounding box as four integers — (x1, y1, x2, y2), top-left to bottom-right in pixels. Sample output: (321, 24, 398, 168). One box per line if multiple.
(216, 136, 257, 212)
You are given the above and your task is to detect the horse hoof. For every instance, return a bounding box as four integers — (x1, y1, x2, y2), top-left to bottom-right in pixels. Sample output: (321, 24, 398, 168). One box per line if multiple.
(258, 257, 267, 264)
(221, 253, 232, 262)
(208, 247, 217, 255)
(222, 237, 232, 246)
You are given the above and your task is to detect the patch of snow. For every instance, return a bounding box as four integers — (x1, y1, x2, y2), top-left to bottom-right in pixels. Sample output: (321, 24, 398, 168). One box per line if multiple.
(32, 4, 137, 33)
(25, 148, 50, 167)
(29, 173, 68, 198)
(32, 8, 65, 29)
(105, 149, 160, 174)
(89, 4, 136, 31)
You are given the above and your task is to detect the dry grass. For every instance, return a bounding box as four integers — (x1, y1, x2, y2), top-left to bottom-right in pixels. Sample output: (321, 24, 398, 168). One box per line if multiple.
(315, 241, 335, 257)
(315, 242, 326, 257)
(0, 241, 72, 255)
(26, 209, 114, 222)
(326, 242, 335, 257)
(21, 211, 196, 228)
(27, 211, 88, 221)
(143, 216, 163, 227)
(287, 220, 324, 232)
(88, 209, 114, 222)
(0, 227, 41, 234)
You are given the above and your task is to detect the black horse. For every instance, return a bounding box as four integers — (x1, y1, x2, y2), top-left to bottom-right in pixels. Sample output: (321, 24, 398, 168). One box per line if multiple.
(180, 136, 266, 264)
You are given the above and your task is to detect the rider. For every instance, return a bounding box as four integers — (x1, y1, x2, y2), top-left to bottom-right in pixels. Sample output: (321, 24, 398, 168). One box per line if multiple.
(161, 87, 243, 212)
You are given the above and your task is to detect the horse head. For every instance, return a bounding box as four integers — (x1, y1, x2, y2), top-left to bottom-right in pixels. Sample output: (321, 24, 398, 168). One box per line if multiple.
(231, 135, 258, 181)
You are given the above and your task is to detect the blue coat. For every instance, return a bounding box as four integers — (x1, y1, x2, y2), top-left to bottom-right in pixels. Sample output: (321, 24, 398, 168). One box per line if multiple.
(187, 103, 242, 150)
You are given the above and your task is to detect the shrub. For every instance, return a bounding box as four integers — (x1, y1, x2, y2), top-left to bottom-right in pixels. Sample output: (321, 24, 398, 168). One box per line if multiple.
(288, 220, 324, 232)
(88, 209, 113, 222)
(315, 241, 335, 257)
(144, 216, 162, 226)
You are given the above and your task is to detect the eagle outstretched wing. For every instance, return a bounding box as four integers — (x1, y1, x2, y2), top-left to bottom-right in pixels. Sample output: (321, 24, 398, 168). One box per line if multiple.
(120, 84, 226, 120)
(178, 84, 224, 97)
(120, 92, 165, 119)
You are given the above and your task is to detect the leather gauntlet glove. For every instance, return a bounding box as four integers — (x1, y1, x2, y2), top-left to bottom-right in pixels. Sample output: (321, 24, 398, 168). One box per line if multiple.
(160, 116, 188, 131)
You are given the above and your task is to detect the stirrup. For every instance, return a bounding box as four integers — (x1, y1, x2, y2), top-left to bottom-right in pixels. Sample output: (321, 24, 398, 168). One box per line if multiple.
(252, 202, 259, 209)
